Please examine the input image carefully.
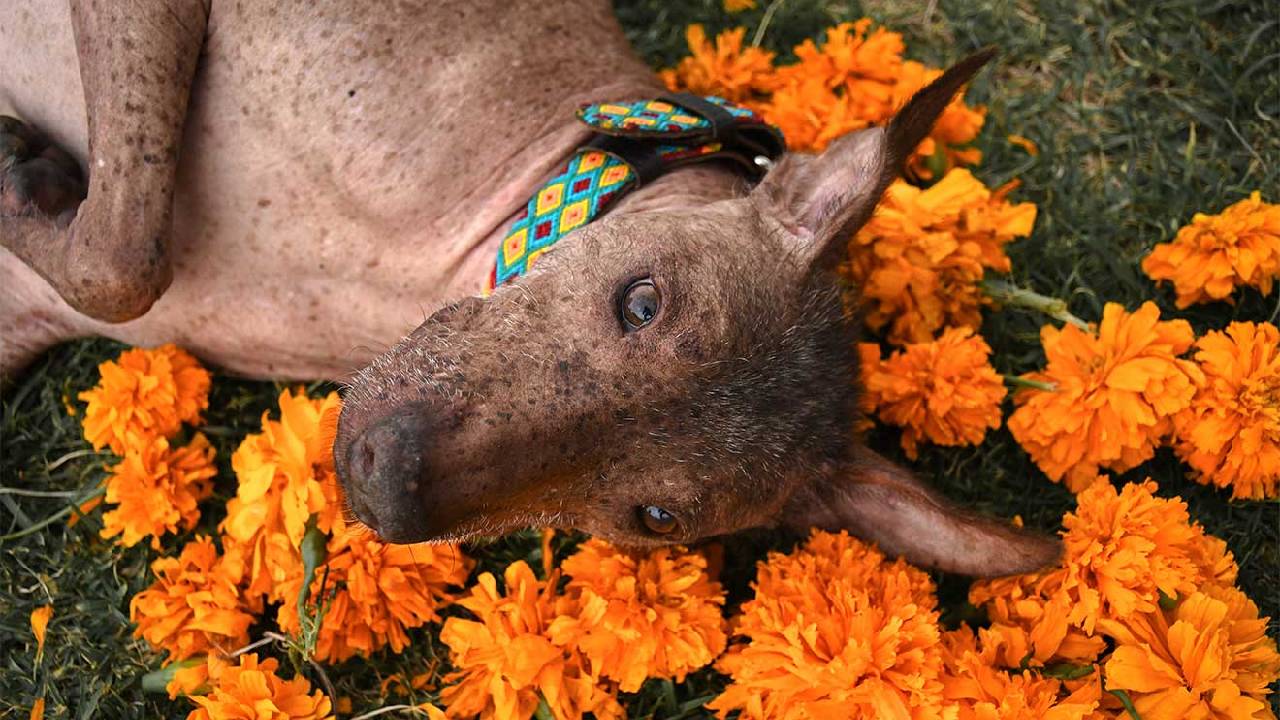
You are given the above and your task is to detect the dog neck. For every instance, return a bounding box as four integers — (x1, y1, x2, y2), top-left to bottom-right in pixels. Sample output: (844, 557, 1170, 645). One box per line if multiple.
(610, 163, 747, 215)
(465, 127, 759, 295)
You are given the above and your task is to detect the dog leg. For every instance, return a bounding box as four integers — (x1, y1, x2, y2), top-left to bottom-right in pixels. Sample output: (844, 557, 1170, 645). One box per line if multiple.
(0, 1, 208, 323)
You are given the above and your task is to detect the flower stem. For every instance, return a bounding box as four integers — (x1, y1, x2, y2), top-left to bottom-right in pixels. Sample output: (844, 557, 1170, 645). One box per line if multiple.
(1004, 375, 1057, 392)
(0, 485, 106, 542)
(349, 706, 435, 720)
(226, 633, 285, 660)
(981, 278, 1089, 330)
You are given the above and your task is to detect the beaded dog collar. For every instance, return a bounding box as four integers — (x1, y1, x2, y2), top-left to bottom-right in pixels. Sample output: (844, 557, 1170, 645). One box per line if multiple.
(484, 94, 786, 293)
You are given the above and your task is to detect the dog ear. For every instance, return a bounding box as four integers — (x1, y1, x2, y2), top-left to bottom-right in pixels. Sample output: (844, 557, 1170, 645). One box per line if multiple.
(784, 445, 1060, 577)
(752, 48, 997, 271)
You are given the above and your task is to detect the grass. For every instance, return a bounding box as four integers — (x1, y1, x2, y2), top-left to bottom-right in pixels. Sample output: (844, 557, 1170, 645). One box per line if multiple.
(3, 0, 1278, 717)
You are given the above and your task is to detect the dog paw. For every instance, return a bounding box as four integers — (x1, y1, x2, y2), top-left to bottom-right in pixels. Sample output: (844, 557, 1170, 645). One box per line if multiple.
(0, 115, 86, 224)
(0, 114, 166, 323)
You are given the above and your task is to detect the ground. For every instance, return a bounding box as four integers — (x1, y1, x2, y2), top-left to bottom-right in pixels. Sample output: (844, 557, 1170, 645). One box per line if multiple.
(2, 0, 1277, 717)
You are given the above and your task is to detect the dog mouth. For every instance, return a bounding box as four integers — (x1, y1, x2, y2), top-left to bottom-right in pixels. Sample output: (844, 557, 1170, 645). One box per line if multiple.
(387, 508, 571, 546)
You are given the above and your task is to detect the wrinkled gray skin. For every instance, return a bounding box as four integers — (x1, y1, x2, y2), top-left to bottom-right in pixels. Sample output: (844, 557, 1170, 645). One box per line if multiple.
(1, 0, 1059, 576)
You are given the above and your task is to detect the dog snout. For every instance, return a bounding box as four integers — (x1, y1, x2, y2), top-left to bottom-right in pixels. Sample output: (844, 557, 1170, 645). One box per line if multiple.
(342, 407, 433, 543)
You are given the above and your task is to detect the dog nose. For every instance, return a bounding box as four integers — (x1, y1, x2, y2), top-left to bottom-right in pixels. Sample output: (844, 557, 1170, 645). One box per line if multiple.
(344, 408, 432, 543)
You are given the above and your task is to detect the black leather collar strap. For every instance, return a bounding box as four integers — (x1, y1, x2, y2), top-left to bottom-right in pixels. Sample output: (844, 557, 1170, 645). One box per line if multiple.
(586, 134, 666, 186)
(657, 92, 786, 161)
(659, 93, 740, 139)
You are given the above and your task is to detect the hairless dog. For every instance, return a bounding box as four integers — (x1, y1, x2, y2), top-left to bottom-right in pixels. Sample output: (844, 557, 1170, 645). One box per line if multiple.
(1, 0, 1059, 575)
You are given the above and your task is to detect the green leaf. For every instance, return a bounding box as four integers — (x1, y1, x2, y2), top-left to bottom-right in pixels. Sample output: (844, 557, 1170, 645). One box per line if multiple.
(534, 696, 555, 720)
(1041, 662, 1095, 680)
(1108, 689, 1142, 719)
(926, 144, 948, 180)
(659, 678, 678, 712)
(1158, 591, 1177, 610)
(671, 695, 717, 720)
(297, 515, 328, 617)
(1016, 650, 1035, 671)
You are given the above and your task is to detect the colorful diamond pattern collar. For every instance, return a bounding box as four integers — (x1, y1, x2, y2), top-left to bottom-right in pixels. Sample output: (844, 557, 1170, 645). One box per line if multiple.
(485, 95, 785, 293)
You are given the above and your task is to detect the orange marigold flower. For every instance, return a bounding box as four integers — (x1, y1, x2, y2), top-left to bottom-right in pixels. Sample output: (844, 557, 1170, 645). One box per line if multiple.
(659, 21, 986, 163)
(100, 434, 216, 549)
(130, 536, 256, 663)
(757, 77, 872, 152)
(1142, 191, 1280, 308)
(971, 479, 1240, 669)
(221, 389, 342, 604)
(754, 20, 904, 151)
(78, 344, 211, 455)
(1099, 587, 1280, 720)
(1007, 302, 1202, 491)
(187, 654, 334, 720)
(848, 170, 1037, 344)
(1190, 533, 1239, 590)
(1201, 585, 1280, 701)
(278, 530, 471, 663)
(657, 25, 774, 103)
(1058, 480, 1215, 633)
(859, 327, 1007, 458)
(969, 568, 1106, 668)
(439, 561, 622, 720)
(779, 20, 905, 91)
(938, 626, 1102, 720)
(546, 539, 727, 692)
(709, 531, 945, 720)
(1172, 321, 1280, 500)
(723, 0, 755, 11)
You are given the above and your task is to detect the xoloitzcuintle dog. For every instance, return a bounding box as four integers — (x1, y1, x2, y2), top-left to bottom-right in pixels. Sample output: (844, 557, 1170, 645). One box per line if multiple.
(1, 0, 1059, 576)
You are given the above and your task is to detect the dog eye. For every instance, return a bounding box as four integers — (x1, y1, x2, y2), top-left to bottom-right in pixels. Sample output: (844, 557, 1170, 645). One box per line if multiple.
(621, 279, 660, 330)
(639, 505, 678, 535)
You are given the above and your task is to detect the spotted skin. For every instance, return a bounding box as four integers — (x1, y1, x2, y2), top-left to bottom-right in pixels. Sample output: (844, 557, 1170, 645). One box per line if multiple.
(0, 6, 1054, 575)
